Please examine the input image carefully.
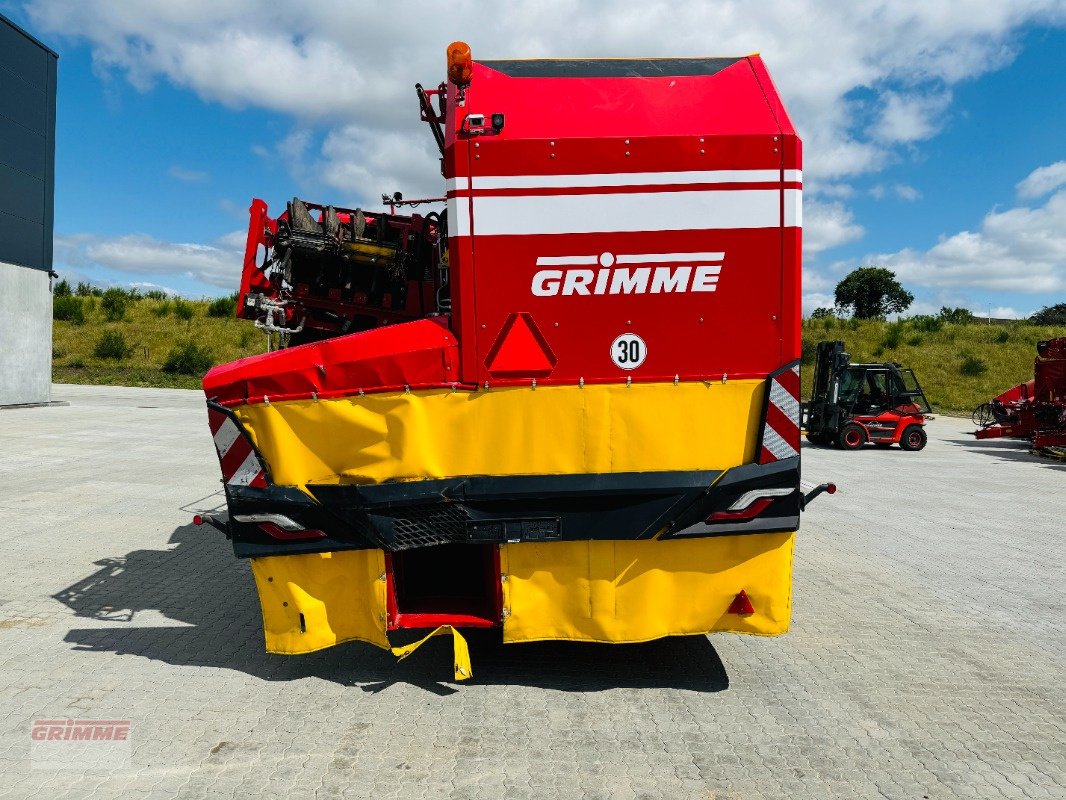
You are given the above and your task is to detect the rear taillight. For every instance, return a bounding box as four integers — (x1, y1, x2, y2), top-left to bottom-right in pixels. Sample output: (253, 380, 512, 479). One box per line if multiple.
(232, 513, 326, 541)
(706, 487, 795, 523)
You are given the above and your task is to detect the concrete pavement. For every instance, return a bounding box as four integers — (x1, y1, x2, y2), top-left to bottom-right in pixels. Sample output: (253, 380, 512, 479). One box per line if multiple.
(0, 384, 1062, 799)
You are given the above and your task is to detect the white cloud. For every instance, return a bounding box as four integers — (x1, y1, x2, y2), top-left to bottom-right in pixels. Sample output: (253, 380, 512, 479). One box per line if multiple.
(807, 182, 855, 199)
(990, 306, 1023, 319)
(27, 1, 1066, 184)
(872, 91, 952, 144)
(129, 281, 181, 296)
(315, 126, 445, 207)
(27, 0, 1066, 288)
(167, 164, 209, 183)
(862, 183, 1066, 293)
(1016, 160, 1066, 199)
(802, 292, 836, 316)
(802, 267, 834, 292)
(869, 183, 922, 201)
(804, 199, 865, 254)
(54, 231, 245, 290)
(893, 184, 922, 202)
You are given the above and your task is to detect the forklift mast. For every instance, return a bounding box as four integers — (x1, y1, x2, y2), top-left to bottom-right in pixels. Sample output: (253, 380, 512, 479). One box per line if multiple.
(806, 341, 850, 435)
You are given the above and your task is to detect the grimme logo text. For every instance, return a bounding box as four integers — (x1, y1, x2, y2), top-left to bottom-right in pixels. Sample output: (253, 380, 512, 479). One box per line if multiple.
(31, 719, 130, 741)
(531, 251, 724, 296)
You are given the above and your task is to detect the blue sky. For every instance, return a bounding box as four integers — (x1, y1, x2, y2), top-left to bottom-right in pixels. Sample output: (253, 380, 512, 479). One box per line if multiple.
(5, 1, 1066, 318)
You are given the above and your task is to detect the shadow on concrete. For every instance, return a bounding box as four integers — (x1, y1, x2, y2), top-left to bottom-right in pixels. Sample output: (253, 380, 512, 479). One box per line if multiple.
(54, 524, 730, 696)
(945, 436, 1066, 471)
(801, 440, 912, 454)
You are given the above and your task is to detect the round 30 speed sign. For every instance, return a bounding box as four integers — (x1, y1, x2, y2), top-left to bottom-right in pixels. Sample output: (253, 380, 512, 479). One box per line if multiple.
(611, 333, 647, 370)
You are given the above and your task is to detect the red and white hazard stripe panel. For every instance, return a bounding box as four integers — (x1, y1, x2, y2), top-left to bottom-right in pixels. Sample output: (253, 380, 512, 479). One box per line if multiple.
(759, 365, 801, 463)
(207, 407, 268, 488)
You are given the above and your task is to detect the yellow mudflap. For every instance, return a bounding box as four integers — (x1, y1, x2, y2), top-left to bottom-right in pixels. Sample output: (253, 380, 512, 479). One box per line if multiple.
(250, 550, 390, 653)
(500, 534, 796, 643)
(249, 533, 794, 679)
(250, 550, 472, 680)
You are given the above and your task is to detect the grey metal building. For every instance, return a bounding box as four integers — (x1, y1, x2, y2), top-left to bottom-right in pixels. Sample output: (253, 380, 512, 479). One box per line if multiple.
(0, 14, 57, 406)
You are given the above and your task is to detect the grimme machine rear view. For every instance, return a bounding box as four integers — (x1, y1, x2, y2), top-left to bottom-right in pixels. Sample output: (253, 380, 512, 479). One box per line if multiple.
(198, 42, 831, 679)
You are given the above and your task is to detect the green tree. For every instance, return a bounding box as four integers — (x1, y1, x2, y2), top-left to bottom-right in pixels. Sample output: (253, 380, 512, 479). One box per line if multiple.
(938, 306, 975, 324)
(101, 287, 129, 321)
(834, 267, 913, 319)
(1029, 303, 1066, 326)
(52, 296, 85, 324)
(810, 307, 835, 320)
(162, 341, 214, 375)
(93, 330, 133, 360)
(207, 293, 239, 318)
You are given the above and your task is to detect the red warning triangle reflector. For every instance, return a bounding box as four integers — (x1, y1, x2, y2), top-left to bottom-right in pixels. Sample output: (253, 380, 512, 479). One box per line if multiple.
(727, 590, 755, 616)
(485, 312, 557, 377)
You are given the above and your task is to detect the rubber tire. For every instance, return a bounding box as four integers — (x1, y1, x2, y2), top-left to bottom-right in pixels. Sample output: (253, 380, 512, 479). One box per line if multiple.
(806, 432, 830, 446)
(838, 422, 867, 450)
(899, 424, 928, 451)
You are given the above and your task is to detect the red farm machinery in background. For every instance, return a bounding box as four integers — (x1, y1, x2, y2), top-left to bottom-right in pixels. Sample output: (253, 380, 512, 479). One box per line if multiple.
(972, 337, 1066, 457)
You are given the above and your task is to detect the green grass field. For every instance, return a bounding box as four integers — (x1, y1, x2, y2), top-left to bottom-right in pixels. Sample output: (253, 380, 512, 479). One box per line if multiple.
(52, 296, 264, 391)
(52, 297, 1066, 414)
(801, 316, 1066, 414)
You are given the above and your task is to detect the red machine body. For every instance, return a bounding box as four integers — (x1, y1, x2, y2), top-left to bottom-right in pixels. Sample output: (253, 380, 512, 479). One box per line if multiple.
(228, 55, 801, 396)
(443, 57, 800, 388)
(973, 338, 1066, 447)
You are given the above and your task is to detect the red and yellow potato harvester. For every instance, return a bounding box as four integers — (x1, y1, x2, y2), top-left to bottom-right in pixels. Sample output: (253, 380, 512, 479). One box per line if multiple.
(199, 43, 830, 679)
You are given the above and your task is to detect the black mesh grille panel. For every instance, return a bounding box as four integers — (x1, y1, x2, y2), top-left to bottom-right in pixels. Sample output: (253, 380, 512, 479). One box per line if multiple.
(386, 504, 470, 550)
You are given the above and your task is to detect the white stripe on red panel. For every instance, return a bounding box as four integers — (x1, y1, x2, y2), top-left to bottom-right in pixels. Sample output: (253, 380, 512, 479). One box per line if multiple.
(768, 380, 801, 426)
(784, 188, 802, 227)
(228, 448, 265, 487)
(207, 408, 266, 488)
(762, 425, 798, 461)
(468, 169, 801, 190)
(212, 418, 241, 459)
(469, 188, 788, 237)
(446, 170, 802, 192)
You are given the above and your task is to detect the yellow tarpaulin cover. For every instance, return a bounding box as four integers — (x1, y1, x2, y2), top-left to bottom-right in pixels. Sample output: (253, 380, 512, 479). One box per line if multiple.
(233, 381, 764, 491)
(240, 378, 793, 669)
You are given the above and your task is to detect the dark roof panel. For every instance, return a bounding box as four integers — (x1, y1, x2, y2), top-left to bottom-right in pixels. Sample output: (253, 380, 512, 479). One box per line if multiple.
(479, 57, 744, 79)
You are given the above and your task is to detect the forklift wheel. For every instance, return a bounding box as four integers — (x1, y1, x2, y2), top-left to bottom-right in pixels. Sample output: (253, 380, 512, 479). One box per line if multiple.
(838, 423, 867, 450)
(899, 424, 927, 451)
(806, 433, 830, 446)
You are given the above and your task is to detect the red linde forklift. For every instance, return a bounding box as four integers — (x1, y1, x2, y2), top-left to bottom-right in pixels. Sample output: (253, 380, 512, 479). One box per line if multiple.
(803, 341, 931, 451)
(197, 43, 833, 680)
